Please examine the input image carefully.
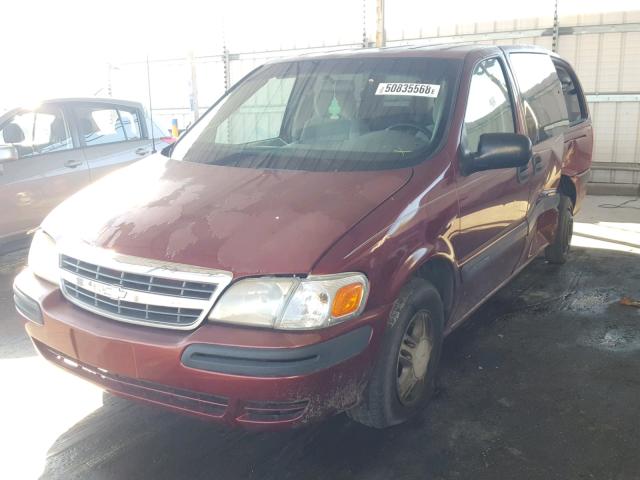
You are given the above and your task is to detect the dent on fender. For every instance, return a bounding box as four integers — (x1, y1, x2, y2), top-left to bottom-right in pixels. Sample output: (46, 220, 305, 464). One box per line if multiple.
(351, 165, 451, 259)
(351, 164, 458, 301)
(386, 165, 450, 238)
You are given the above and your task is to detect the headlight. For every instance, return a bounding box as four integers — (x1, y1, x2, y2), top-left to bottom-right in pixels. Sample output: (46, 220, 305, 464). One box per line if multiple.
(209, 273, 369, 330)
(28, 229, 60, 284)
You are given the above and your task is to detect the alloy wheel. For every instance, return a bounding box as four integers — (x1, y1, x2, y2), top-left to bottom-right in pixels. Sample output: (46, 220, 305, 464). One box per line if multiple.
(396, 310, 432, 405)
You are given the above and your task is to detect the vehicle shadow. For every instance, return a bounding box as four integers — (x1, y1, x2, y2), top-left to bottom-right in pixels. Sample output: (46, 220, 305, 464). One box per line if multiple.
(39, 245, 640, 480)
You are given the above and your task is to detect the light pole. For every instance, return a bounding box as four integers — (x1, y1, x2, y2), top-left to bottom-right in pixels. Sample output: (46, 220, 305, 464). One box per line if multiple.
(376, 0, 386, 48)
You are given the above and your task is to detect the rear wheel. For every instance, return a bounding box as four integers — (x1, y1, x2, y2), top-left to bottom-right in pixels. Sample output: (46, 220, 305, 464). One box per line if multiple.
(348, 278, 444, 428)
(545, 194, 574, 264)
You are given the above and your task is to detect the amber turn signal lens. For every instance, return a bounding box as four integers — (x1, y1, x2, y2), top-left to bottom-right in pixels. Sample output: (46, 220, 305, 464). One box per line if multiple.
(331, 283, 364, 318)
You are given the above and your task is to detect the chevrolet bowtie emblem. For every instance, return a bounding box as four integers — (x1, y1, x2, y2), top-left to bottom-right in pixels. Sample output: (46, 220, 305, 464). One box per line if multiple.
(76, 276, 127, 300)
(97, 284, 128, 300)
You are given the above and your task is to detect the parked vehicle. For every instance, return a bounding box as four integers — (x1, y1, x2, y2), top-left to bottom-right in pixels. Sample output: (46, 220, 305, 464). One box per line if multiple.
(0, 98, 173, 252)
(14, 45, 592, 429)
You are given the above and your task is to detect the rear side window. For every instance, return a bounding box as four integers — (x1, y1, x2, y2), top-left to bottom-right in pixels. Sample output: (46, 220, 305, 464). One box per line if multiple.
(554, 63, 586, 125)
(75, 105, 143, 146)
(509, 53, 569, 144)
(117, 109, 143, 140)
(463, 57, 515, 153)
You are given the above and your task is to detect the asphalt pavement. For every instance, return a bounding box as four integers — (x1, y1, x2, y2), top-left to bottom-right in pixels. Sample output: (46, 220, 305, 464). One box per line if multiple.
(1, 195, 639, 480)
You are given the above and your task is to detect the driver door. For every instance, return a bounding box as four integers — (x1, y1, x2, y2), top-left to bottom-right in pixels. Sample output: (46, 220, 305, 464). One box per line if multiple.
(452, 57, 530, 314)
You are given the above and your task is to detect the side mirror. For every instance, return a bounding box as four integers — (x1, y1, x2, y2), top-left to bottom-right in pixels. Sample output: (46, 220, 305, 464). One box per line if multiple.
(462, 133, 532, 174)
(0, 144, 18, 164)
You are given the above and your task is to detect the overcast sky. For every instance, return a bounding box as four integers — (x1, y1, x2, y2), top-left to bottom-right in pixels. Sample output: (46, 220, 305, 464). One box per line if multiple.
(1, 0, 636, 111)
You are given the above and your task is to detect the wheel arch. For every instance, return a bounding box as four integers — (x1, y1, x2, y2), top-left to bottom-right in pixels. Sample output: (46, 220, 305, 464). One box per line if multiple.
(416, 255, 457, 323)
(388, 247, 458, 325)
(559, 174, 577, 211)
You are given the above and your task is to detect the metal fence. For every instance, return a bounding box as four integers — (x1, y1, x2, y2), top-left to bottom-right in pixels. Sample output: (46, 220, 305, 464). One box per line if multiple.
(109, 10, 640, 191)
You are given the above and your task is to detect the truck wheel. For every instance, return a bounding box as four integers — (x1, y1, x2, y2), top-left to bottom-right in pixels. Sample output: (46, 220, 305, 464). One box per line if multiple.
(348, 278, 444, 428)
(545, 194, 574, 264)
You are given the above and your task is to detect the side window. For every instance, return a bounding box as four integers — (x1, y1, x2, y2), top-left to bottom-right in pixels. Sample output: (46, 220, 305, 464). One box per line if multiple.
(509, 53, 569, 143)
(215, 76, 296, 144)
(75, 105, 143, 146)
(0, 107, 72, 157)
(463, 58, 515, 153)
(554, 63, 586, 125)
(0, 111, 35, 157)
(117, 108, 143, 141)
(77, 107, 125, 146)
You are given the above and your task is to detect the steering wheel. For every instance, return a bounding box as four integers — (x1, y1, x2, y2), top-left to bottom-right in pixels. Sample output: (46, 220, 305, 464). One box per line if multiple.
(385, 123, 431, 138)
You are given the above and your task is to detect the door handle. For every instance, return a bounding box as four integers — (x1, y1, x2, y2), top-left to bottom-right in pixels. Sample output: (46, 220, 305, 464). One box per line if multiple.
(64, 159, 83, 168)
(516, 164, 530, 183)
(135, 147, 149, 156)
(533, 155, 544, 173)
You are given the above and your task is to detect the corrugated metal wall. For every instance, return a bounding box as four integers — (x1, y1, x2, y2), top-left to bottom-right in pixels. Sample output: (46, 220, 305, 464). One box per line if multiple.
(561, 13, 640, 189)
(385, 11, 640, 191)
(111, 10, 640, 192)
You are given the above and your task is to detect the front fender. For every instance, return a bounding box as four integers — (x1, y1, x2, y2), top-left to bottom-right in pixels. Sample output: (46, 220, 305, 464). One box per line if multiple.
(311, 155, 459, 311)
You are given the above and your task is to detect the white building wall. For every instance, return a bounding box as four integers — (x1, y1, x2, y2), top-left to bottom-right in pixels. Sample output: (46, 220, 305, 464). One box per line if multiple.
(110, 10, 640, 189)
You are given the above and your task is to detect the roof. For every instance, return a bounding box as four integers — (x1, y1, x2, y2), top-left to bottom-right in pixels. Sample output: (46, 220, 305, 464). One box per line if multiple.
(37, 97, 144, 108)
(1, 97, 144, 116)
(0, 97, 147, 124)
(266, 43, 552, 64)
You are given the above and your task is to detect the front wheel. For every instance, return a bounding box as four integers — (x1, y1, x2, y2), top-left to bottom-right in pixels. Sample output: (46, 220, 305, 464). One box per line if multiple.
(545, 194, 574, 264)
(348, 278, 444, 428)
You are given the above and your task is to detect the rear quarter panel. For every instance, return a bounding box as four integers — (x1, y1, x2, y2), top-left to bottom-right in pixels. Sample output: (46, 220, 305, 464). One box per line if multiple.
(562, 122, 593, 214)
(555, 59, 593, 213)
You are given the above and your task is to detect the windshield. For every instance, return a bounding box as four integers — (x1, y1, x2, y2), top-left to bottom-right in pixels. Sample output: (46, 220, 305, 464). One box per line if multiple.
(172, 57, 461, 171)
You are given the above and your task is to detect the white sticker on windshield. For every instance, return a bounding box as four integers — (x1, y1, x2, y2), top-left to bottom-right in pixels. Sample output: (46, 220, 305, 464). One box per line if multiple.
(375, 83, 440, 98)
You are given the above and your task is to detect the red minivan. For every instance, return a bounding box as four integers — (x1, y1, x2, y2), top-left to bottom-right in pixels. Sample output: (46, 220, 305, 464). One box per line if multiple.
(14, 45, 592, 429)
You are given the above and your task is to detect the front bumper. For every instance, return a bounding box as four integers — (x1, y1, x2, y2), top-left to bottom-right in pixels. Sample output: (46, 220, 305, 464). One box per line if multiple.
(14, 269, 386, 429)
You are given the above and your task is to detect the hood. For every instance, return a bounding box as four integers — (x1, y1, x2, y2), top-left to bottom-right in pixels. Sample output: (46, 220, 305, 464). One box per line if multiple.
(44, 156, 412, 276)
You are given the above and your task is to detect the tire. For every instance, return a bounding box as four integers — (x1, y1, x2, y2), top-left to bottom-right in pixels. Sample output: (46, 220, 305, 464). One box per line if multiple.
(348, 277, 444, 428)
(545, 194, 574, 264)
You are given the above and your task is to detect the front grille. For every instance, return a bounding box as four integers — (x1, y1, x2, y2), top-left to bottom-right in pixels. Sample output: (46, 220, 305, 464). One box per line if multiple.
(61, 255, 216, 300)
(57, 249, 232, 330)
(63, 280, 202, 326)
(36, 341, 229, 418)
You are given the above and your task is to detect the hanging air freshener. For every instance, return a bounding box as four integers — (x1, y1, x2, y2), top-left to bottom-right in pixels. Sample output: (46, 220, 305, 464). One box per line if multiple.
(328, 83, 341, 119)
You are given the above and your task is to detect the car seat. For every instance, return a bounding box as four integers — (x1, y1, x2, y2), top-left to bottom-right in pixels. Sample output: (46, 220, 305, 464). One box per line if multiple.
(299, 79, 365, 144)
(2, 123, 25, 144)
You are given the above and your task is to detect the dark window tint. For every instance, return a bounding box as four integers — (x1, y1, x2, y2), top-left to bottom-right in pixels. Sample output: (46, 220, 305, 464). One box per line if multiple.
(172, 58, 462, 171)
(0, 106, 72, 157)
(463, 58, 515, 152)
(554, 63, 585, 124)
(509, 53, 569, 144)
(76, 106, 142, 146)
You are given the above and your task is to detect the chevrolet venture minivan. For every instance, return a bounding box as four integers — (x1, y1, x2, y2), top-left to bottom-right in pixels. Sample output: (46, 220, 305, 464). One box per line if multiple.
(14, 45, 592, 429)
